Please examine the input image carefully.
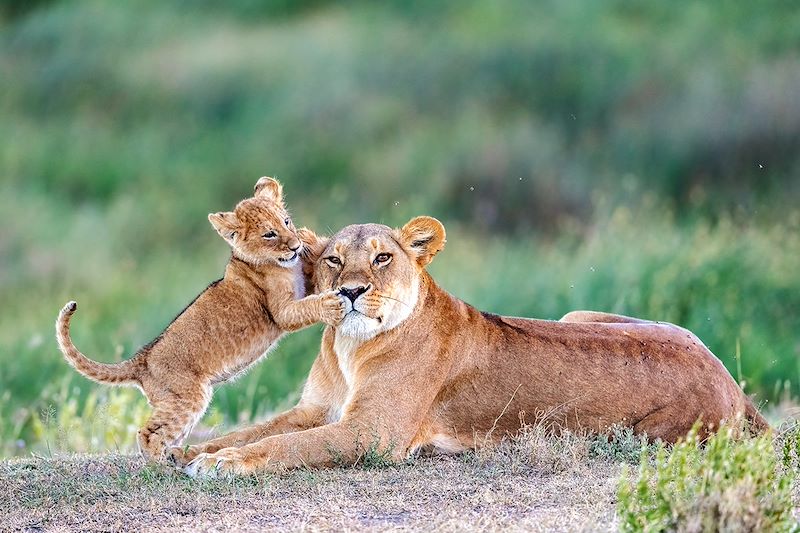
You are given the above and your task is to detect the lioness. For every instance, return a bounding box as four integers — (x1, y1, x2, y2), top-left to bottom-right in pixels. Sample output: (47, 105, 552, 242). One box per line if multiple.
(180, 216, 767, 477)
(56, 177, 345, 460)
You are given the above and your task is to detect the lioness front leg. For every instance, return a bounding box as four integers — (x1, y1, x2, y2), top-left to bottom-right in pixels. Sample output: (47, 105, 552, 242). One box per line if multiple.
(184, 421, 397, 478)
(272, 291, 345, 331)
(169, 403, 326, 466)
(183, 344, 445, 478)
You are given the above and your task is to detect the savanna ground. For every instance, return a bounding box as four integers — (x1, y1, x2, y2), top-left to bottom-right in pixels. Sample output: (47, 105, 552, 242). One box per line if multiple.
(2, 0, 800, 530)
(5, 424, 800, 532)
(4, 447, 622, 531)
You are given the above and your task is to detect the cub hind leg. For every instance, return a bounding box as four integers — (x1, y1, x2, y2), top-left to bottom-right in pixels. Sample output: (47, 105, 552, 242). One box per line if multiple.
(137, 385, 211, 461)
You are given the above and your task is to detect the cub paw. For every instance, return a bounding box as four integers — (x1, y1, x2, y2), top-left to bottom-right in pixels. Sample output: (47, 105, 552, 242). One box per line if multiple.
(296, 227, 320, 248)
(319, 290, 346, 325)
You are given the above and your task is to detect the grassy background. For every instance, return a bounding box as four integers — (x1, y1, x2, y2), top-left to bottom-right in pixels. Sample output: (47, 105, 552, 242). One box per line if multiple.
(1, 0, 799, 456)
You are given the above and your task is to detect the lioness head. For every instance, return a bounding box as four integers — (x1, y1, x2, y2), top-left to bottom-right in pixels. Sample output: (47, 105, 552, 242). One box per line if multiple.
(208, 177, 303, 267)
(309, 216, 446, 339)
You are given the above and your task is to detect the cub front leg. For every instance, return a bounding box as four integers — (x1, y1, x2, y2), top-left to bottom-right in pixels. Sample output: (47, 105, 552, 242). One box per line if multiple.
(272, 291, 345, 331)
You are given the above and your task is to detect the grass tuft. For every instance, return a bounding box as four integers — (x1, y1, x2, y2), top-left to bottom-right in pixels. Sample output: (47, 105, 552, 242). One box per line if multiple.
(616, 423, 796, 532)
(588, 424, 655, 465)
(357, 439, 398, 470)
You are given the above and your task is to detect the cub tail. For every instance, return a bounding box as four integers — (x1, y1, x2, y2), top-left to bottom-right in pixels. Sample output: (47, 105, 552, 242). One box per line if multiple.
(55, 301, 140, 385)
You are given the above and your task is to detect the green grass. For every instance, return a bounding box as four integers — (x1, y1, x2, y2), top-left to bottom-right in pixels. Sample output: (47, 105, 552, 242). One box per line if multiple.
(1, 0, 799, 456)
(617, 424, 796, 532)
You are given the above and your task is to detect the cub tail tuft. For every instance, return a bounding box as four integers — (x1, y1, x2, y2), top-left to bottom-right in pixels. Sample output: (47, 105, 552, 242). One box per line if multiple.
(55, 301, 140, 385)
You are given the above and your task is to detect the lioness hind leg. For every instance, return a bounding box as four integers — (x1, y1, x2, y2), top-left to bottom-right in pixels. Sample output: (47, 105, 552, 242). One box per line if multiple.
(560, 311, 652, 324)
(633, 405, 706, 444)
(138, 392, 209, 461)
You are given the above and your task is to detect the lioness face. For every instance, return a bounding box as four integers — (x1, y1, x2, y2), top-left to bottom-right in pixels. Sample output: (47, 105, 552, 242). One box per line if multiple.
(314, 217, 446, 340)
(208, 177, 303, 267)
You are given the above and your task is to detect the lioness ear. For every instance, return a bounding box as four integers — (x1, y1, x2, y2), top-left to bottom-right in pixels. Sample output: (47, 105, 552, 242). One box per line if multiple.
(398, 216, 446, 267)
(297, 227, 329, 263)
(254, 176, 283, 202)
(208, 212, 239, 244)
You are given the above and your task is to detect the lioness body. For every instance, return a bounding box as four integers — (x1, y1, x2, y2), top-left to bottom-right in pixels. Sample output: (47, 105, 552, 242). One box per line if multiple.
(313, 284, 760, 451)
(180, 218, 766, 476)
(56, 178, 344, 459)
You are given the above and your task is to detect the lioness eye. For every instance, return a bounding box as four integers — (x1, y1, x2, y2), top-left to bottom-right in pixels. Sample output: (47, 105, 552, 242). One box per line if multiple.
(374, 253, 392, 265)
(284, 217, 291, 227)
(325, 256, 341, 267)
(263, 230, 278, 239)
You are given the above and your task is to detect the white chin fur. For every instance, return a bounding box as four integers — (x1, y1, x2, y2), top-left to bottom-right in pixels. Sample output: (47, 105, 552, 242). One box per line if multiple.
(277, 255, 299, 268)
(337, 312, 381, 340)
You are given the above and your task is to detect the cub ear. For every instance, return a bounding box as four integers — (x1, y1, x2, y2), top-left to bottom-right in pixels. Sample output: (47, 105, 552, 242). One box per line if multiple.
(254, 176, 283, 202)
(297, 227, 329, 263)
(398, 216, 446, 267)
(208, 212, 239, 244)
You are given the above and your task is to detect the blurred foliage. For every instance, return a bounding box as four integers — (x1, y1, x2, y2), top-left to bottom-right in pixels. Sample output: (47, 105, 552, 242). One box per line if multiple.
(0, 0, 798, 455)
(3, 0, 799, 233)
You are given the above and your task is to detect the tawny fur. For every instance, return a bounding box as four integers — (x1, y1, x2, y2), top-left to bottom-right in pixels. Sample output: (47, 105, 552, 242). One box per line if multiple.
(55, 177, 344, 461)
(177, 216, 768, 477)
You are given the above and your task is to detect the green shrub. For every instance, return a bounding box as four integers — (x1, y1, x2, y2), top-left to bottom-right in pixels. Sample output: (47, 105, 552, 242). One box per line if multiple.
(779, 422, 800, 472)
(325, 433, 398, 470)
(356, 439, 397, 471)
(588, 425, 653, 465)
(616, 424, 796, 532)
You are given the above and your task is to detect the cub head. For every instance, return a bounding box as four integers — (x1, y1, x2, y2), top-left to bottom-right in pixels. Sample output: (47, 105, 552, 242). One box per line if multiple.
(208, 177, 303, 267)
(310, 216, 446, 340)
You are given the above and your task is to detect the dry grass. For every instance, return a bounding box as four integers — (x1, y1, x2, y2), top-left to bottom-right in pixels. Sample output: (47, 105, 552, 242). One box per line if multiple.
(4, 428, 624, 532)
(5, 423, 800, 532)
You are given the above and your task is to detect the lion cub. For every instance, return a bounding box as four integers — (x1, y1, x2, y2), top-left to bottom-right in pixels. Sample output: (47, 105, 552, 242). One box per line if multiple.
(55, 177, 344, 460)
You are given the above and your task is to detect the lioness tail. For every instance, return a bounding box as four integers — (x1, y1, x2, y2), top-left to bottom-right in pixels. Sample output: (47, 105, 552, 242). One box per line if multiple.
(55, 301, 140, 385)
(744, 398, 770, 435)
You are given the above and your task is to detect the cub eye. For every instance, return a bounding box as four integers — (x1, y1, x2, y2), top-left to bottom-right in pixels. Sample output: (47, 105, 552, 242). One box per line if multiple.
(262, 230, 278, 239)
(374, 253, 392, 265)
(325, 256, 342, 267)
(284, 217, 291, 227)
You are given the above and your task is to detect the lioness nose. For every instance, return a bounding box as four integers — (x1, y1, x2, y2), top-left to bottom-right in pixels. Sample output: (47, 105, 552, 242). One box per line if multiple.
(339, 285, 369, 303)
(288, 239, 301, 252)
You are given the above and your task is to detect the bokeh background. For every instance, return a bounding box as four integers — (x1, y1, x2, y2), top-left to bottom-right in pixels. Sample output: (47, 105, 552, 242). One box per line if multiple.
(1, 0, 799, 456)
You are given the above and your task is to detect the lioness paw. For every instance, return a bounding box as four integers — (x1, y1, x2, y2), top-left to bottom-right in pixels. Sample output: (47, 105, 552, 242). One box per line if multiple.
(167, 445, 202, 467)
(183, 449, 244, 479)
(319, 290, 346, 325)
